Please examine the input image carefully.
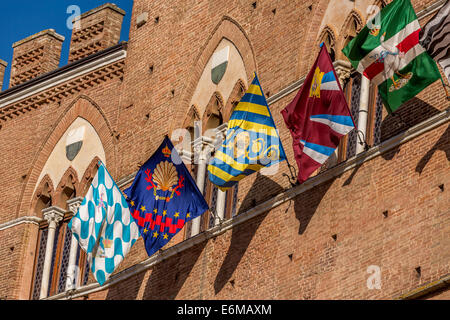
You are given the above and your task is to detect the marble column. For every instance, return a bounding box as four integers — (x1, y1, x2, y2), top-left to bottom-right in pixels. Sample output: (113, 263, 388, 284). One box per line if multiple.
(333, 59, 353, 163)
(356, 75, 370, 155)
(211, 123, 228, 226)
(190, 136, 215, 237)
(215, 189, 226, 225)
(65, 197, 83, 291)
(39, 206, 65, 299)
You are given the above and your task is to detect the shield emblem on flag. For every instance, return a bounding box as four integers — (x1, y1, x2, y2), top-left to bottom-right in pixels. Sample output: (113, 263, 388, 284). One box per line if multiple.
(66, 126, 85, 161)
(211, 46, 229, 85)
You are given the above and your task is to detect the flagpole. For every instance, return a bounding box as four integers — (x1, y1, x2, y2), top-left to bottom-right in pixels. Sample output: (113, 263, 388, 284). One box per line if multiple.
(281, 158, 299, 187)
(91, 218, 107, 261)
(91, 161, 112, 265)
(439, 75, 450, 100)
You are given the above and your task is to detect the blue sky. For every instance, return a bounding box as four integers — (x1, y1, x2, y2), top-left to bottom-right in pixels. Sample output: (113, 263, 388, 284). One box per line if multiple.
(0, 1, 134, 90)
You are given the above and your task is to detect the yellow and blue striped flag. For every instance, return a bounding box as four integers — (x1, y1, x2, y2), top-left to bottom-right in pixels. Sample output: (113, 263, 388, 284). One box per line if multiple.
(208, 73, 286, 190)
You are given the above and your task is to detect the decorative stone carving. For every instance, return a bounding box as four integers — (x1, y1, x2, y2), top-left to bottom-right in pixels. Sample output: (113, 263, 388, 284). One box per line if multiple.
(193, 135, 216, 163)
(333, 59, 353, 87)
(178, 148, 193, 166)
(42, 206, 65, 225)
(67, 197, 84, 216)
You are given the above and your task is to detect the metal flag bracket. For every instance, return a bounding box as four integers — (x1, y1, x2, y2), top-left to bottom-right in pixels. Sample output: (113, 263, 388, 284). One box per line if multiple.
(209, 209, 225, 226)
(391, 111, 409, 128)
(438, 75, 450, 101)
(283, 159, 299, 188)
(356, 129, 371, 151)
(443, 83, 450, 101)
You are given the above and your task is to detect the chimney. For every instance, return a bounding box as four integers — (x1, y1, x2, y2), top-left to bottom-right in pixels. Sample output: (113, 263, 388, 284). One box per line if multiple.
(10, 29, 64, 88)
(0, 59, 7, 90)
(68, 3, 125, 64)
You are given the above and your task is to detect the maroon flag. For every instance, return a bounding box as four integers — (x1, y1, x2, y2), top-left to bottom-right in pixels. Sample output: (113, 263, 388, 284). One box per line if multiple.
(281, 45, 356, 183)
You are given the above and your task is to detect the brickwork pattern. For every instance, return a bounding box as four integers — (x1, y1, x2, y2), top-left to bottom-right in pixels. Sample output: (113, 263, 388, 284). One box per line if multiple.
(9, 30, 64, 88)
(68, 4, 124, 63)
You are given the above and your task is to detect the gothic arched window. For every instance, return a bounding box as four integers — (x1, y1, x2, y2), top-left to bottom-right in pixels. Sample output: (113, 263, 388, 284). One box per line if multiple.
(318, 26, 337, 62)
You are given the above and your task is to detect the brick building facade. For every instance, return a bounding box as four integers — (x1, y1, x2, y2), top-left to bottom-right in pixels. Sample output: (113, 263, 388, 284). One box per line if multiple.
(0, 0, 448, 300)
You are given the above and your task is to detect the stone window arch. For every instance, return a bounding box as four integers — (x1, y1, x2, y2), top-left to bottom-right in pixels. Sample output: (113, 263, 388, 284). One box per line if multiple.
(79, 157, 102, 196)
(171, 16, 256, 133)
(29, 174, 55, 299)
(31, 175, 54, 216)
(18, 95, 112, 220)
(223, 79, 247, 122)
(54, 167, 79, 208)
(198, 93, 225, 233)
(339, 10, 364, 55)
(30, 160, 103, 299)
(202, 92, 225, 135)
(184, 105, 200, 138)
(318, 26, 337, 62)
(178, 17, 256, 239)
(372, 0, 387, 9)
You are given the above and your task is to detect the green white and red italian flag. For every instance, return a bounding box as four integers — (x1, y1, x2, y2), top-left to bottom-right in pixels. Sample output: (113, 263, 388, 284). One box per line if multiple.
(342, 0, 441, 113)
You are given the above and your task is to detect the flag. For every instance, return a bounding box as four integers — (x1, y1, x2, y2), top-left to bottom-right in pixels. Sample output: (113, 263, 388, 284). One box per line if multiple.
(208, 73, 287, 190)
(68, 162, 140, 285)
(419, 0, 450, 82)
(281, 45, 356, 184)
(342, 0, 441, 113)
(124, 136, 208, 257)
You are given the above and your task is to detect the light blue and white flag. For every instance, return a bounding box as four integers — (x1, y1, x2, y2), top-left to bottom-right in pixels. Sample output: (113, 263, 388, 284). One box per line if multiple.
(68, 162, 140, 285)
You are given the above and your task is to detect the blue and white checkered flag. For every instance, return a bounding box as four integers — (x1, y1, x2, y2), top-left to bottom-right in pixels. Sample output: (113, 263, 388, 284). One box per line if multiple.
(68, 162, 140, 285)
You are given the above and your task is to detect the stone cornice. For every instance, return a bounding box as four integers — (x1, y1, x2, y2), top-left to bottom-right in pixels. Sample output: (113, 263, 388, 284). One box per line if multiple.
(67, 197, 84, 215)
(0, 216, 43, 231)
(42, 206, 66, 224)
(0, 43, 127, 123)
(265, 0, 446, 107)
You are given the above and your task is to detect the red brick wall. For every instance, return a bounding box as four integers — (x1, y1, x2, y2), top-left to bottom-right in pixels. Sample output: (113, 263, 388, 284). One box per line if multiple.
(0, 68, 125, 224)
(84, 120, 449, 300)
(114, 0, 314, 178)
